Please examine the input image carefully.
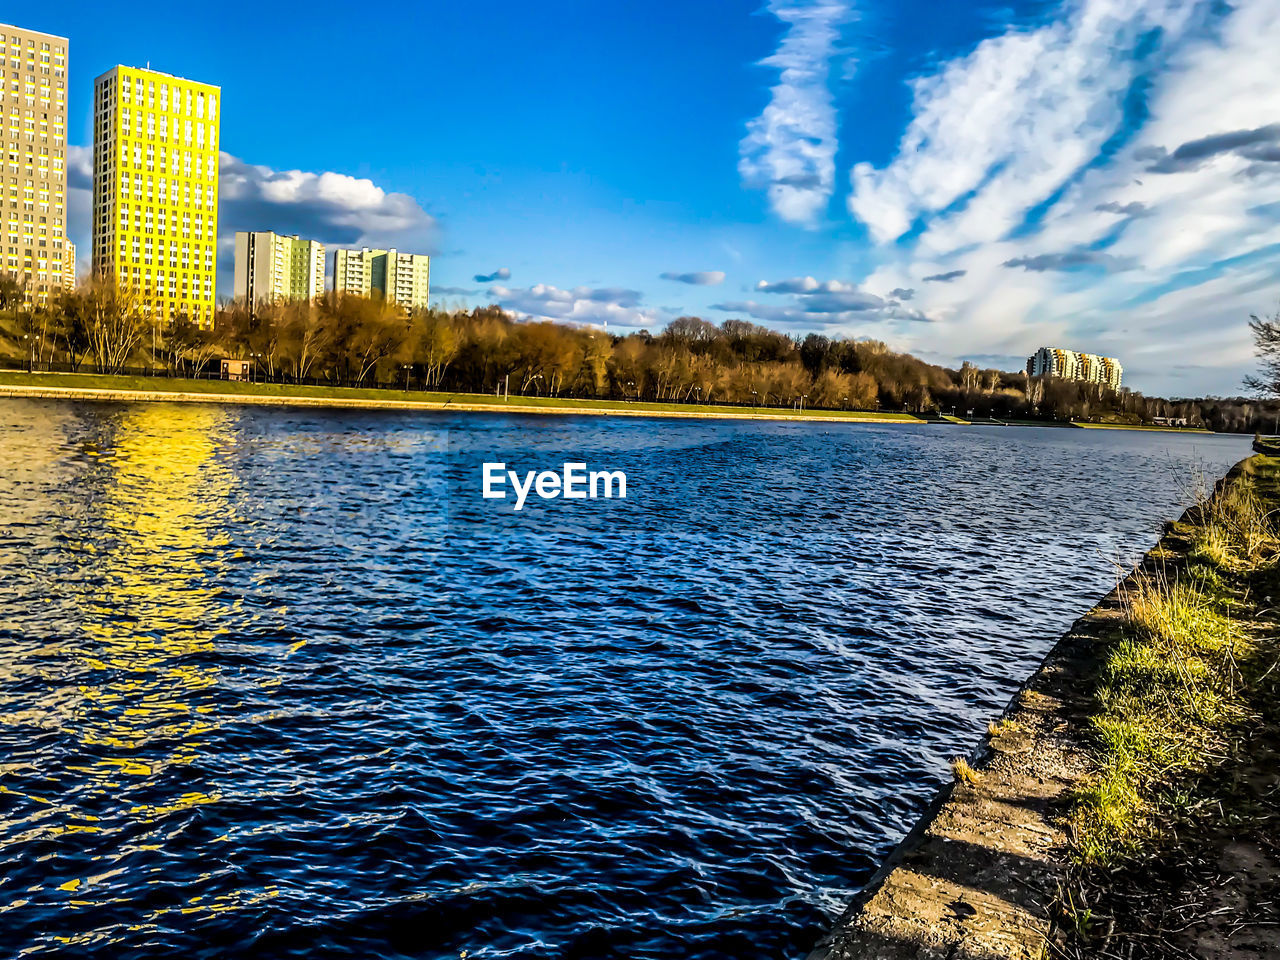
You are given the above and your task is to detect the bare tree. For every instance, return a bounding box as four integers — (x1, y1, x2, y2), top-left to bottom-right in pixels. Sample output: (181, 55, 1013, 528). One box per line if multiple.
(0, 272, 24, 311)
(53, 290, 93, 370)
(82, 280, 144, 373)
(412, 309, 459, 387)
(1245, 309, 1280, 396)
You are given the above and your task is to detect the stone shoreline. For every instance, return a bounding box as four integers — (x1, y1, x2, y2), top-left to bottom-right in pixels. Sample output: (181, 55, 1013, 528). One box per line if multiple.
(810, 455, 1255, 960)
(0, 384, 922, 424)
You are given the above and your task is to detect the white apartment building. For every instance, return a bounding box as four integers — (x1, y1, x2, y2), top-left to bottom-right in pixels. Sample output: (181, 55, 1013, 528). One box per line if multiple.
(1027, 346, 1123, 391)
(233, 231, 325, 305)
(332, 246, 430, 310)
(0, 23, 69, 301)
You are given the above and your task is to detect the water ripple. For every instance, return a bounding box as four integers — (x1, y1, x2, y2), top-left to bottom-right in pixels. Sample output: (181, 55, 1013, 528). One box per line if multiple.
(0, 400, 1248, 958)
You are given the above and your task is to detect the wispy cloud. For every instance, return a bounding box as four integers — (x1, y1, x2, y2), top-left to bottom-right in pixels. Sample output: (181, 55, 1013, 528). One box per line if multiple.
(1002, 251, 1130, 272)
(756, 275, 828, 293)
(1095, 201, 1150, 217)
(845, 0, 1280, 394)
(474, 267, 512, 283)
(716, 275, 928, 327)
(660, 270, 726, 285)
(488, 283, 660, 329)
(847, 0, 1200, 249)
(1141, 123, 1280, 174)
(739, 0, 855, 226)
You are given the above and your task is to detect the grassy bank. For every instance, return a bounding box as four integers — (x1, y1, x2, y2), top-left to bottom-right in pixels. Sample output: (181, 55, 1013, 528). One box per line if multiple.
(1058, 454, 1280, 956)
(1072, 420, 1215, 433)
(0, 370, 923, 422)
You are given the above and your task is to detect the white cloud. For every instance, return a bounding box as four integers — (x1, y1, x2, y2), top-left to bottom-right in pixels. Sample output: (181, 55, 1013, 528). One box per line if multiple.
(219, 154, 434, 244)
(844, 0, 1280, 394)
(660, 270, 726, 285)
(754, 275, 869, 295)
(488, 283, 663, 330)
(739, 0, 854, 226)
(850, 0, 1201, 249)
(715, 275, 927, 328)
(66, 148, 436, 296)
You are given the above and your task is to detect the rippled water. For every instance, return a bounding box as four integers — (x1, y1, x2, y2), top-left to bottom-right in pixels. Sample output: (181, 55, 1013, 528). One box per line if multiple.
(0, 400, 1249, 958)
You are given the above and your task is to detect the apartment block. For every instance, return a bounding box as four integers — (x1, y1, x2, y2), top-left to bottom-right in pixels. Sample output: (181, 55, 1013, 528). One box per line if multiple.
(332, 246, 430, 310)
(92, 65, 220, 325)
(1027, 346, 1123, 391)
(233, 231, 324, 305)
(0, 23, 69, 301)
(63, 238, 73, 289)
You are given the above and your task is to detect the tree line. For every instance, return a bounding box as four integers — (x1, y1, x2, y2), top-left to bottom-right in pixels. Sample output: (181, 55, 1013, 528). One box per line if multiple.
(0, 273, 1275, 433)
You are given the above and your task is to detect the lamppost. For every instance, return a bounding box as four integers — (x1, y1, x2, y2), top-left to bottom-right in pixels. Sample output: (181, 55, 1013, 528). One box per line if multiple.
(801, 394, 808, 412)
(751, 389, 758, 406)
(402, 364, 411, 392)
(250, 352, 261, 383)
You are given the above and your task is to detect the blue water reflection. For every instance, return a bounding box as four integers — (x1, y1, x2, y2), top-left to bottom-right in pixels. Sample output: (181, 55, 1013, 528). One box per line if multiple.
(0, 401, 1249, 957)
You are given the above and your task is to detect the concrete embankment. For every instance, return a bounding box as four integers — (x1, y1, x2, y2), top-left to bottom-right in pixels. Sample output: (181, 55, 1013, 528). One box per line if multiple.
(0, 384, 921, 425)
(810, 455, 1256, 960)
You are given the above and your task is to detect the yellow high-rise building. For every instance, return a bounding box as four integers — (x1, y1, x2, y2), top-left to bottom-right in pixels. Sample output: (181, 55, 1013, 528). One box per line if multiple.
(92, 65, 219, 325)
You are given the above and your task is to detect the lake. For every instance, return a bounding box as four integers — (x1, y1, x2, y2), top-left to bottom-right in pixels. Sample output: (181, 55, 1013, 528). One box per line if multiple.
(0, 400, 1250, 958)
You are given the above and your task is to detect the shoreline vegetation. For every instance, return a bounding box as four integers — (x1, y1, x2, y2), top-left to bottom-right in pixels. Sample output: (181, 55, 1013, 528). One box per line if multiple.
(0, 371, 1226, 431)
(0, 371, 920, 422)
(0, 280, 1272, 431)
(812, 451, 1280, 959)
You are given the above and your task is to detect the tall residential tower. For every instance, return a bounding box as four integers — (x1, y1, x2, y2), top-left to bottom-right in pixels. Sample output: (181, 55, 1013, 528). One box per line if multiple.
(332, 246, 430, 310)
(92, 65, 220, 325)
(0, 23, 69, 301)
(233, 231, 325, 305)
(1026, 346, 1123, 391)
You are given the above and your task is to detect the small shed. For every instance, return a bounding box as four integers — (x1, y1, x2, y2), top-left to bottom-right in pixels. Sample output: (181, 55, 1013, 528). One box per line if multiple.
(221, 359, 252, 382)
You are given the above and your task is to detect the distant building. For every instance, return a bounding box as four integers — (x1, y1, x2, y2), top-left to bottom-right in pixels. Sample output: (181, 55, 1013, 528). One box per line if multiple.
(63, 240, 75, 291)
(0, 23, 70, 302)
(93, 64, 220, 325)
(1027, 346, 1122, 391)
(233, 231, 325, 305)
(332, 247, 430, 310)
(220, 358, 251, 381)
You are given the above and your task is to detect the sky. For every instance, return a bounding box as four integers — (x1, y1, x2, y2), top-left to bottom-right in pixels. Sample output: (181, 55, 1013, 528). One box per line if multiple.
(35, 0, 1280, 396)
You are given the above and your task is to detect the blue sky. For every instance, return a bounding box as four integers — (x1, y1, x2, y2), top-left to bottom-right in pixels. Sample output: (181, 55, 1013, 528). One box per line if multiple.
(40, 0, 1280, 395)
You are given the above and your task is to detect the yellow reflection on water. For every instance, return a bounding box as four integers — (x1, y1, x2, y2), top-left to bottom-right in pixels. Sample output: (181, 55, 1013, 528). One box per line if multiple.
(3, 404, 246, 920)
(76, 403, 236, 785)
(0, 403, 306, 940)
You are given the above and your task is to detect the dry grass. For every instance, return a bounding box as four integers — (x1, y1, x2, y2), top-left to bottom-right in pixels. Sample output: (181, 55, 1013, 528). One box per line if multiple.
(951, 756, 983, 785)
(1190, 480, 1279, 571)
(988, 718, 1021, 736)
(1069, 467, 1279, 866)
